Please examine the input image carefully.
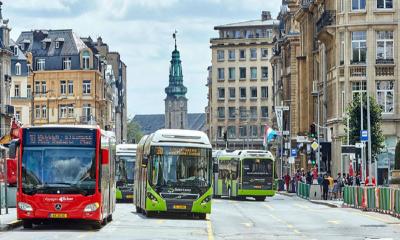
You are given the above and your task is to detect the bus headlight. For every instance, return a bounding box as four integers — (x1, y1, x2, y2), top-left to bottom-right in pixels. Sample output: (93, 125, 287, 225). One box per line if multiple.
(18, 202, 33, 211)
(201, 196, 211, 205)
(146, 192, 158, 202)
(84, 202, 100, 212)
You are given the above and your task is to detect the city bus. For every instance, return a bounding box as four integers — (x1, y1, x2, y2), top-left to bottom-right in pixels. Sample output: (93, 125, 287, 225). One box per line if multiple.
(134, 129, 213, 219)
(213, 150, 275, 201)
(116, 144, 137, 202)
(12, 125, 116, 229)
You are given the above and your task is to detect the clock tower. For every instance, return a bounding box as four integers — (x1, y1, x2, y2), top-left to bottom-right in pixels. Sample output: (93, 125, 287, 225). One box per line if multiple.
(165, 32, 188, 129)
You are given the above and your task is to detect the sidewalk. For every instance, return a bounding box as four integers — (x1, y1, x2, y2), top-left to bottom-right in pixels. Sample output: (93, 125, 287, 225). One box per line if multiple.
(309, 199, 343, 208)
(277, 191, 296, 197)
(0, 208, 21, 231)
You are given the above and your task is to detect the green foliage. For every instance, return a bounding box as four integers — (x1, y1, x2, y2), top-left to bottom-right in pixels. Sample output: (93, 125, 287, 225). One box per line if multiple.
(343, 95, 384, 160)
(395, 141, 400, 170)
(127, 118, 143, 144)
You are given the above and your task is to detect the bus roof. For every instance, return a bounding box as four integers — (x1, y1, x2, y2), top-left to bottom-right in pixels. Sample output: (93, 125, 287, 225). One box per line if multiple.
(116, 144, 138, 155)
(150, 129, 211, 148)
(23, 124, 100, 130)
(217, 149, 274, 161)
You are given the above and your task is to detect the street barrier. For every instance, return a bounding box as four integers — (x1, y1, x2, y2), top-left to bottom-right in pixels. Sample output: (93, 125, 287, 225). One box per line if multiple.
(297, 182, 310, 199)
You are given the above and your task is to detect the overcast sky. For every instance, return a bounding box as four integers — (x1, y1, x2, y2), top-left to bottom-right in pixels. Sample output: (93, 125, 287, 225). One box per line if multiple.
(5, 0, 280, 117)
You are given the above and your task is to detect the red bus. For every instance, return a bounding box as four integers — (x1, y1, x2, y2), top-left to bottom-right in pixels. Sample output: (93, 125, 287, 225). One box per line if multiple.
(11, 125, 116, 229)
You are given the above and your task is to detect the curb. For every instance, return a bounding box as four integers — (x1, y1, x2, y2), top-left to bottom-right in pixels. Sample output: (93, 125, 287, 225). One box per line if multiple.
(0, 220, 22, 231)
(309, 200, 342, 208)
(277, 192, 296, 197)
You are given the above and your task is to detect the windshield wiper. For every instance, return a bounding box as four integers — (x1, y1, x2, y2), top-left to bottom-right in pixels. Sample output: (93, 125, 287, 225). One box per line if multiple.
(43, 182, 88, 196)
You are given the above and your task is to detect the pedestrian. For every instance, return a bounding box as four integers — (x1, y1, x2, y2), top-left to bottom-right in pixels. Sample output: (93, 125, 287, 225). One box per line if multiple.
(355, 172, 361, 186)
(322, 174, 329, 200)
(332, 180, 339, 200)
(306, 171, 312, 185)
(336, 173, 344, 199)
(327, 174, 334, 199)
(284, 173, 291, 192)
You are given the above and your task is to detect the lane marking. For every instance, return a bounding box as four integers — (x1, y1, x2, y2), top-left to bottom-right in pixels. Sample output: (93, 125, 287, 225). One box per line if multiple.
(156, 219, 165, 224)
(293, 229, 301, 234)
(287, 224, 294, 229)
(263, 203, 274, 211)
(294, 203, 310, 209)
(268, 213, 302, 235)
(241, 222, 253, 228)
(327, 220, 340, 225)
(207, 217, 214, 240)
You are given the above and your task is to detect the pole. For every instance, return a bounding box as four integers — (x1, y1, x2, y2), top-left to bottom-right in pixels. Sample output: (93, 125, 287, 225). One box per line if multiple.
(366, 86, 372, 183)
(317, 88, 320, 175)
(360, 90, 364, 181)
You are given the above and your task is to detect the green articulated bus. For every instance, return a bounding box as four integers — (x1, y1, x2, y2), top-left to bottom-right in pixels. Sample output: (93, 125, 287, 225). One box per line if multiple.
(214, 150, 275, 201)
(134, 129, 213, 219)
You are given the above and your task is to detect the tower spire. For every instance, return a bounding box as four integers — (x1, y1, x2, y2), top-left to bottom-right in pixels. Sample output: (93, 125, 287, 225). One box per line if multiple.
(0, 2, 3, 20)
(173, 30, 177, 50)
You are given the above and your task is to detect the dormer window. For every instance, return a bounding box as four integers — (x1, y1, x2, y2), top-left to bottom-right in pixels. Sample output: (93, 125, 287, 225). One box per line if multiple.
(82, 51, 90, 70)
(42, 42, 46, 50)
(13, 46, 18, 56)
(55, 41, 60, 49)
(20, 44, 24, 51)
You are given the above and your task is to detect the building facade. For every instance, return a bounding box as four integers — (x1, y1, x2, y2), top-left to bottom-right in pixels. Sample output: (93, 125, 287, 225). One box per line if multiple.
(208, 11, 279, 149)
(165, 40, 188, 129)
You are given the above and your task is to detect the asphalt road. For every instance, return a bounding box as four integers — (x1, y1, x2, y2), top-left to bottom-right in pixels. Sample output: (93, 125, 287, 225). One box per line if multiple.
(1, 194, 400, 240)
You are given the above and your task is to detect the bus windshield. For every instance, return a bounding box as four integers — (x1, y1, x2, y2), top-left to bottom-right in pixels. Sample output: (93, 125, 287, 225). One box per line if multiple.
(22, 147, 96, 195)
(150, 146, 211, 188)
(243, 158, 273, 177)
(117, 156, 135, 182)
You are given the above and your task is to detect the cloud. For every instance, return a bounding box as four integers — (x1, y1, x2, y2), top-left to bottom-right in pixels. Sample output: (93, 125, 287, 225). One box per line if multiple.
(4, 0, 281, 115)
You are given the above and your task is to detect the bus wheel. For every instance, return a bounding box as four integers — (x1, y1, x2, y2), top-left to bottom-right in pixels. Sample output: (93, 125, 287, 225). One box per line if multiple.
(198, 213, 206, 220)
(255, 197, 266, 202)
(22, 220, 33, 229)
(136, 206, 142, 213)
(146, 211, 154, 218)
(92, 221, 103, 230)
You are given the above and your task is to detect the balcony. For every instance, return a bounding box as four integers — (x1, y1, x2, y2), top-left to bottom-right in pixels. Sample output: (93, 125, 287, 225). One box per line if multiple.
(349, 65, 366, 77)
(0, 104, 14, 116)
(80, 116, 97, 125)
(316, 10, 336, 36)
(376, 65, 395, 77)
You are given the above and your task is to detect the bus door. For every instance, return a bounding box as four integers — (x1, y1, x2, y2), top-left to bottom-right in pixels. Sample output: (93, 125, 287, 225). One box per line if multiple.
(218, 160, 229, 196)
(230, 159, 238, 197)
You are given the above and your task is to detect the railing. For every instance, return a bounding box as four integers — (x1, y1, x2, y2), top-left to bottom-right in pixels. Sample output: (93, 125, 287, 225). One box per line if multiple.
(349, 65, 366, 77)
(376, 58, 394, 64)
(0, 104, 14, 116)
(297, 182, 310, 199)
(80, 116, 97, 124)
(316, 10, 336, 34)
(376, 65, 395, 76)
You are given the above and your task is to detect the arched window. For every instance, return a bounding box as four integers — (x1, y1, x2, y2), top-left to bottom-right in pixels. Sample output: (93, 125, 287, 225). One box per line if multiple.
(15, 62, 21, 76)
(82, 51, 90, 70)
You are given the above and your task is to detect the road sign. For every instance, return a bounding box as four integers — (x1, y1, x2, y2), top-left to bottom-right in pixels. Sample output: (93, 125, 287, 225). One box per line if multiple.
(275, 109, 283, 130)
(283, 131, 290, 136)
(355, 142, 363, 148)
(311, 141, 319, 151)
(360, 130, 368, 141)
(288, 157, 295, 164)
(291, 149, 297, 157)
(275, 106, 289, 111)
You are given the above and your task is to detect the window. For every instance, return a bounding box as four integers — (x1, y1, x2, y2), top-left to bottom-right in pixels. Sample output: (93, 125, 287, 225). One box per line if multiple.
(261, 106, 268, 118)
(250, 67, 257, 80)
(59, 105, 67, 118)
(55, 41, 60, 49)
(35, 105, 40, 119)
(250, 106, 257, 119)
(42, 42, 47, 50)
(239, 107, 247, 119)
(227, 126, 236, 138)
(218, 88, 225, 99)
(42, 105, 47, 119)
(82, 51, 90, 69)
(341, 91, 346, 116)
(83, 80, 91, 94)
(63, 57, 71, 70)
(68, 105, 74, 118)
(14, 84, 20, 97)
(250, 87, 257, 98)
(68, 80, 74, 94)
(217, 107, 225, 119)
(83, 104, 91, 120)
(250, 125, 258, 137)
(41, 81, 46, 96)
(15, 111, 20, 121)
(239, 49, 246, 60)
(266, 29, 273, 38)
(351, 81, 367, 100)
(239, 67, 246, 79)
(228, 50, 235, 60)
(377, 0, 393, 9)
(261, 86, 268, 98)
(228, 107, 236, 119)
(376, 31, 393, 63)
(15, 63, 21, 75)
(36, 58, 45, 71)
(239, 126, 247, 138)
(228, 87, 236, 99)
(240, 87, 246, 99)
(27, 85, 31, 98)
(13, 46, 18, 56)
(35, 81, 40, 96)
(218, 68, 225, 80)
(352, 0, 366, 10)
(351, 31, 366, 63)
(339, 0, 345, 12)
(260, 125, 265, 136)
(60, 80, 67, 95)
(261, 67, 269, 79)
(261, 48, 268, 58)
(340, 32, 345, 65)
(217, 126, 223, 139)
(228, 67, 235, 80)
(217, 50, 224, 61)
(250, 48, 257, 59)
(376, 80, 394, 113)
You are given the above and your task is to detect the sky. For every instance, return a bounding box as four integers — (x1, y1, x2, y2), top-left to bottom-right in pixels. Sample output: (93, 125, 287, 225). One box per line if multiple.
(5, 0, 280, 118)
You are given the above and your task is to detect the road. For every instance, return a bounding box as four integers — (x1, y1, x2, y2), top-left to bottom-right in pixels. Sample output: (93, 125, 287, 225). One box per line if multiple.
(1, 194, 400, 239)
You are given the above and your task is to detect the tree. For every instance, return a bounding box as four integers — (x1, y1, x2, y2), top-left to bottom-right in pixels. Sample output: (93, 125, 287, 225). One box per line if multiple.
(127, 118, 143, 144)
(344, 95, 384, 160)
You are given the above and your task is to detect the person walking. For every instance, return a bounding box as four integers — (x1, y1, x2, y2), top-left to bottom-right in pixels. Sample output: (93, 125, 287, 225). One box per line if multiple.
(322, 174, 329, 200)
(284, 173, 291, 192)
(336, 173, 344, 199)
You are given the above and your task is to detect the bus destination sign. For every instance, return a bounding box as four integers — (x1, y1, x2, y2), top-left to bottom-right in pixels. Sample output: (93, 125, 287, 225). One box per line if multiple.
(155, 147, 201, 156)
(24, 130, 96, 147)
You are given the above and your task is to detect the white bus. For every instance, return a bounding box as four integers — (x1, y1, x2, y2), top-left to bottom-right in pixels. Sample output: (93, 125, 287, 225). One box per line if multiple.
(134, 129, 214, 219)
(116, 144, 137, 202)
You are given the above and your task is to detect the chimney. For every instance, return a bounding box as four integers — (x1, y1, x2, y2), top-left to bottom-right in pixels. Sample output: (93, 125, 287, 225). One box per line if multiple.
(262, 11, 272, 21)
(97, 36, 103, 46)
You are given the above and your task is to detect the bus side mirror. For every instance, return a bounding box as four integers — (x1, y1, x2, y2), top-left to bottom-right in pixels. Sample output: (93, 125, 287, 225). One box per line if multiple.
(142, 155, 148, 167)
(101, 149, 109, 165)
(8, 140, 19, 159)
(213, 163, 219, 173)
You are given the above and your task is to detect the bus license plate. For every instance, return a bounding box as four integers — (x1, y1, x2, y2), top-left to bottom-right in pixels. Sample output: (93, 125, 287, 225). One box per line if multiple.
(173, 205, 187, 210)
(254, 185, 262, 189)
(126, 194, 133, 199)
(49, 213, 68, 218)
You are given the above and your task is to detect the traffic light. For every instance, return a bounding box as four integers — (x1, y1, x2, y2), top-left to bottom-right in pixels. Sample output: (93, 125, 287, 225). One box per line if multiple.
(310, 151, 316, 165)
(309, 123, 316, 138)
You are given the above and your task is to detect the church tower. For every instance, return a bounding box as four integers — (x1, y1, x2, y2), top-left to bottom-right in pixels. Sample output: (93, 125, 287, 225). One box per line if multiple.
(165, 32, 188, 129)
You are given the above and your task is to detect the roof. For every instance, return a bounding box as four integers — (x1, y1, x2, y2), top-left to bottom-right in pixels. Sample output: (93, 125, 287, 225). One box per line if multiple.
(23, 124, 99, 130)
(10, 39, 27, 61)
(215, 19, 279, 29)
(16, 29, 88, 57)
(133, 113, 206, 135)
(151, 129, 210, 146)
